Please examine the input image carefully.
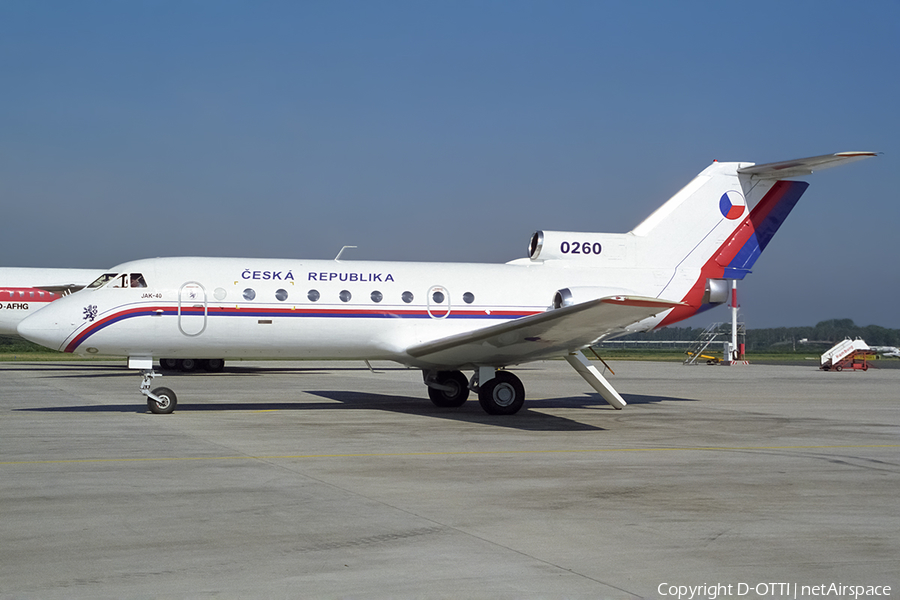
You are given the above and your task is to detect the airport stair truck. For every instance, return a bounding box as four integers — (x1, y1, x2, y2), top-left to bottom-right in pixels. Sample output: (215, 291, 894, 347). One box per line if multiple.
(820, 338, 872, 371)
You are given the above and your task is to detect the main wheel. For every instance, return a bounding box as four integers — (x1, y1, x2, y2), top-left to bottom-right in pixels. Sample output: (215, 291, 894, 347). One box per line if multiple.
(203, 359, 225, 373)
(147, 387, 177, 414)
(178, 359, 197, 372)
(428, 370, 469, 407)
(159, 358, 179, 370)
(478, 371, 525, 415)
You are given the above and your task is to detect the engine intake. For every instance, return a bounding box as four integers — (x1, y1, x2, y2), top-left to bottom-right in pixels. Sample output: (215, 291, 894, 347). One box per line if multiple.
(552, 286, 635, 309)
(531, 230, 606, 261)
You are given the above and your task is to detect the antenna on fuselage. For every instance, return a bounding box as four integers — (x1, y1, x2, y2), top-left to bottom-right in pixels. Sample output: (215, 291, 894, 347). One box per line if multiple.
(334, 246, 357, 262)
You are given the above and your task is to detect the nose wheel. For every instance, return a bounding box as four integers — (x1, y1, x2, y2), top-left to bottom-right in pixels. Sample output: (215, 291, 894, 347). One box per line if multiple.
(140, 370, 178, 414)
(147, 387, 177, 414)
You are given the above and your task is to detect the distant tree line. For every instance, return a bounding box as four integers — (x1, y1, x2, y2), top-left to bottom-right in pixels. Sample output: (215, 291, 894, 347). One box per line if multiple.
(607, 319, 900, 353)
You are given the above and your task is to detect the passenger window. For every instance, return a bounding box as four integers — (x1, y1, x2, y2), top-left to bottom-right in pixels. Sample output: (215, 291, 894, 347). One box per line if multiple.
(308, 290, 320, 302)
(463, 292, 475, 304)
(243, 288, 256, 301)
(370, 291, 383, 303)
(432, 291, 445, 304)
(401, 291, 414, 303)
(339, 290, 351, 302)
(275, 289, 288, 301)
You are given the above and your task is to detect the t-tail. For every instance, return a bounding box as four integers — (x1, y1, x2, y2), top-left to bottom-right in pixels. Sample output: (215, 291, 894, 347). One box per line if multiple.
(646, 152, 877, 326)
(527, 152, 876, 329)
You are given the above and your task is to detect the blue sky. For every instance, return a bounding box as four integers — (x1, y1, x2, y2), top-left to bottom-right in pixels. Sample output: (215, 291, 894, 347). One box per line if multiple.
(1, 2, 897, 328)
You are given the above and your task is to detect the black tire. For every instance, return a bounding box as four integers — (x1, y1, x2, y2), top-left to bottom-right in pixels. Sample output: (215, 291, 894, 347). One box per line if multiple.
(159, 358, 179, 371)
(428, 371, 469, 407)
(835, 365, 843, 372)
(178, 359, 197, 372)
(147, 387, 177, 414)
(478, 371, 525, 415)
(203, 359, 225, 373)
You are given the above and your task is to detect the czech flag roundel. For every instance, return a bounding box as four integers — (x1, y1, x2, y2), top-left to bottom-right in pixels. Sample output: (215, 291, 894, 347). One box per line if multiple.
(719, 190, 745, 220)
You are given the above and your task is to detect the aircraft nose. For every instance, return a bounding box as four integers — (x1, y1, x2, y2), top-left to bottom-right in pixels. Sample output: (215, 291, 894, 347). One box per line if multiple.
(17, 305, 72, 352)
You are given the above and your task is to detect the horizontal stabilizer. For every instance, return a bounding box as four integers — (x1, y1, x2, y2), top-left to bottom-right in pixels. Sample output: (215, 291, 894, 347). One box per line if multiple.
(737, 151, 877, 180)
(406, 296, 683, 369)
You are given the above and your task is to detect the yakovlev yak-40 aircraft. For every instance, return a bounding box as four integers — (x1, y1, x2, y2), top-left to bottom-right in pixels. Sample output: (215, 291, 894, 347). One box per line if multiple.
(18, 152, 876, 415)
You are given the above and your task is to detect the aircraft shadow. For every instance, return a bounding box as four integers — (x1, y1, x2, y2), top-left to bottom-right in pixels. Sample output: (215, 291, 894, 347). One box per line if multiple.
(621, 393, 697, 405)
(17, 391, 695, 432)
(1, 363, 128, 374)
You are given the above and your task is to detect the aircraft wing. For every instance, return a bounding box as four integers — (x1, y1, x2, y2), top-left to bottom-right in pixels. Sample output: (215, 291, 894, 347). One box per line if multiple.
(737, 151, 877, 180)
(406, 296, 683, 369)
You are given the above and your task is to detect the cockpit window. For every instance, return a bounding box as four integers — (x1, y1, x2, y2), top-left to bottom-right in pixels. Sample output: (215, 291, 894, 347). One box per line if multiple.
(88, 273, 118, 289)
(108, 273, 148, 288)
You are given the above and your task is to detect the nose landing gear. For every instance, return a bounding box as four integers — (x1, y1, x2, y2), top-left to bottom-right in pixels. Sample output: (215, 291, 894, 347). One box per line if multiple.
(140, 370, 178, 414)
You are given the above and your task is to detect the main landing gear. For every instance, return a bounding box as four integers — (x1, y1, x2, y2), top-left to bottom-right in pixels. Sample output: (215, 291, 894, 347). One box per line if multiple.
(477, 371, 525, 415)
(159, 358, 225, 372)
(424, 368, 526, 415)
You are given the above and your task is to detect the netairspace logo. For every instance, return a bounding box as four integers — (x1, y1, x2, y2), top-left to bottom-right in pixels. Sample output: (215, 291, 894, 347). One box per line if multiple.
(657, 582, 892, 600)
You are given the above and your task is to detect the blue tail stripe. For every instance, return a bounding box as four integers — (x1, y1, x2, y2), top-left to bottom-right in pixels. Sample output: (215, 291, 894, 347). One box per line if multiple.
(727, 181, 808, 272)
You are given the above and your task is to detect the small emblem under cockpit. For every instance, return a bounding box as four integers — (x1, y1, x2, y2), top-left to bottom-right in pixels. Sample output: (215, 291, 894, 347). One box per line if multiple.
(83, 305, 98, 322)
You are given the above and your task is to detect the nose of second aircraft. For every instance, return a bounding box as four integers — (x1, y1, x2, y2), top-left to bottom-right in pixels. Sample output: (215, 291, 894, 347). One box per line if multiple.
(17, 301, 75, 352)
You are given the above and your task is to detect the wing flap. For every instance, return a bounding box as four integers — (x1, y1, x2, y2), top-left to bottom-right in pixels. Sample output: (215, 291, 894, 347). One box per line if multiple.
(406, 296, 683, 368)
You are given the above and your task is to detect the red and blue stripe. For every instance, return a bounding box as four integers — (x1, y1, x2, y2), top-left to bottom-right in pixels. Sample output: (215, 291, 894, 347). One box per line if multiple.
(64, 304, 539, 353)
(656, 180, 808, 327)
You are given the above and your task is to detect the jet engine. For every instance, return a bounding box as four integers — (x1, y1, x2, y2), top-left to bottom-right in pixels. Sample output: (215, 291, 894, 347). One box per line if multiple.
(529, 230, 610, 261)
(552, 286, 635, 309)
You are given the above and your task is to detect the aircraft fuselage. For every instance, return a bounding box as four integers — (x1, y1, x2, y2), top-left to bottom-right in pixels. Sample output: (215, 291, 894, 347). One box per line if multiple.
(22, 256, 663, 369)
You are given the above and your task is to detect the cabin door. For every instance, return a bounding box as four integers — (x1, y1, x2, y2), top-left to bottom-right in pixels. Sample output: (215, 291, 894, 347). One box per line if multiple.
(178, 281, 208, 336)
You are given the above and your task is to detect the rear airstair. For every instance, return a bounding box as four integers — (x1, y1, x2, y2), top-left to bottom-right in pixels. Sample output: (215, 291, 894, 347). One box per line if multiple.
(820, 338, 872, 371)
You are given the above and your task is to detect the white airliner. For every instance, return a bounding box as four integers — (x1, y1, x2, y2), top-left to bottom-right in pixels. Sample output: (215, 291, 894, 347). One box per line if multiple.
(0, 267, 105, 336)
(18, 152, 876, 415)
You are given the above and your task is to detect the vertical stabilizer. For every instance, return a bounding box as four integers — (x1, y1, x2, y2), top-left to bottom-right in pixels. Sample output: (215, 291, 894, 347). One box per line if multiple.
(643, 152, 877, 327)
